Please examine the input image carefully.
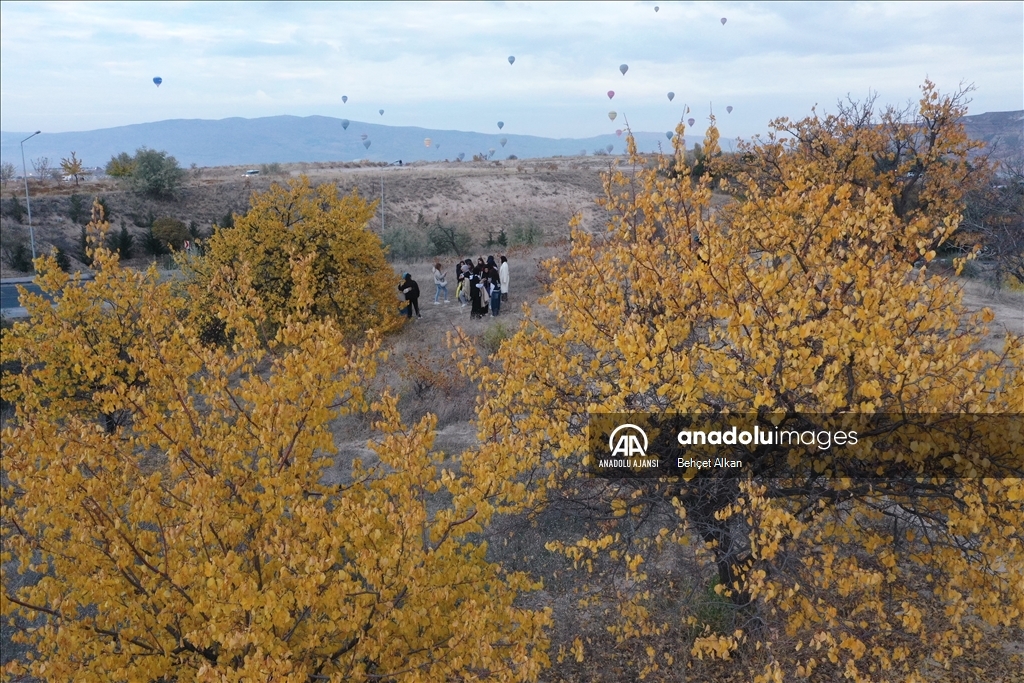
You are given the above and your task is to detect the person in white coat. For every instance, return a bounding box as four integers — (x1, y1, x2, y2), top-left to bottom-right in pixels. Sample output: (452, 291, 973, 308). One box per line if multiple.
(499, 255, 510, 302)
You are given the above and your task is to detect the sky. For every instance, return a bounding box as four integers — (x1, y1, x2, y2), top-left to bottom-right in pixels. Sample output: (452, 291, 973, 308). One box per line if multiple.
(1, 1, 1021, 139)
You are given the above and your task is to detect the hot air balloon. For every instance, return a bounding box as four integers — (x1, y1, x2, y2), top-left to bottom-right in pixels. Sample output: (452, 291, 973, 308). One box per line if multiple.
(607, 90, 615, 100)
(666, 131, 674, 139)
(616, 129, 623, 137)
(379, 109, 384, 116)
(488, 148, 496, 156)
(726, 105, 733, 113)
(608, 111, 617, 121)
(688, 118, 695, 126)
(360, 134, 368, 140)
(363, 140, 371, 149)
(424, 138, 432, 147)
(342, 95, 348, 103)
(342, 119, 350, 130)
(606, 144, 614, 153)
(497, 121, 504, 129)
(435, 143, 441, 150)
(153, 77, 162, 87)
(508, 56, 515, 65)
(458, 152, 465, 160)
(579, 149, 587, 156)
(619, 64, 628, 75)
(654, 5, 659, 11)
(667, 91, 675, 102)
(721, 17, 727, 25)
(500, 137, 508, 147)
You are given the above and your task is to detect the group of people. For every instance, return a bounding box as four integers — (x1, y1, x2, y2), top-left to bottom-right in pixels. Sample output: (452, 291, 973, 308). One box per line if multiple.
(397, 255, 510, 321)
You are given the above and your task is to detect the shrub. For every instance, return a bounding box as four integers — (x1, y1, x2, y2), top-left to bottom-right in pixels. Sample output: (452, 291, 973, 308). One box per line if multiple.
(260, 162, 283, 175)
(193, 176, 401, 335)
(78, 226, 93, 266)
(5, 243, 33, 272)
(381, 226, 430, 261)
(107, 221, 134, 259)
(141, 227, 167, 257)
(68, 194, 87, 224)
(95, 196, 112, 221)
(400, 349, 465, 399)
(105, 152, 135, 178)
(428, 218, 473, 257)
(53, 246, 72, 273)
(5, 195, 25, 223)
(126, 148, 185, 198)
(481, 321, 512, 356)
(510, 220, 543, 246)
(151, 217, 189, 250)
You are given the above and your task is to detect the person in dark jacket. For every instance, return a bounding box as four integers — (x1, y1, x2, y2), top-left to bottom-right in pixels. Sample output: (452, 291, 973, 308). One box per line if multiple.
(398, 272, 421, 319)
(469, 267, 487, 319)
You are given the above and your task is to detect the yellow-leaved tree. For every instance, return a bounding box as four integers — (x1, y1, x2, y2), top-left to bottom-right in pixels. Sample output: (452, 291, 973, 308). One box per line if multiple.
(1, 210, 550, 681)
(457, 82, 1024, 681)
(188, 176, 401, 339)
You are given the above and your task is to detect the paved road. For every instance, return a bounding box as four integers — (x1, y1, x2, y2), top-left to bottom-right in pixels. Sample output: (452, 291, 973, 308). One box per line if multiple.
(1, 282, 46, 309)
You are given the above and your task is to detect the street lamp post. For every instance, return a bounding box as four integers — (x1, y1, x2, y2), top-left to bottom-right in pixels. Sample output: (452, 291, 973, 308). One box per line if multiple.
(20, 131, 41, 262)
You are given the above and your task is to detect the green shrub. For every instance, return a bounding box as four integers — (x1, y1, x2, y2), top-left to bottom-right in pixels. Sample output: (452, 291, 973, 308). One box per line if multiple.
(79, 226, 93, 266)
(5, 244, 33, 272)
(126, 148, 185, 198)
(381, 227, 430, 261)
(69, 194, 87, 224)
(141, 227, 167, 257)
(510, 220, 543, 246)
(107, 221, 135, 259)
(96, 197, 112, 221)
(481, 321, 512, 356)
(53, 247, 72, 273)
(218, 210, 234, 230)
(5, 195, 25, 223)
(151, 217, 189, 250)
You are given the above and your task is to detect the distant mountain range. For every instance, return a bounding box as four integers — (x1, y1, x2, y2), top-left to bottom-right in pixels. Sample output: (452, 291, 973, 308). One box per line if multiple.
(1, 116, 710, 169)
(2, 110, 1020, 169)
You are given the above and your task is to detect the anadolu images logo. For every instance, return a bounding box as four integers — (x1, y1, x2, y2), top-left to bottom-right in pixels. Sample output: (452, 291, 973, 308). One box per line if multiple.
(608, 423, 648, 458)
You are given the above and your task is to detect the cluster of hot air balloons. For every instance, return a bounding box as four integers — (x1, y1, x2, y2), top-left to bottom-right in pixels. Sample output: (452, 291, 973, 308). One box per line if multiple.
(143, 14, 738, 161)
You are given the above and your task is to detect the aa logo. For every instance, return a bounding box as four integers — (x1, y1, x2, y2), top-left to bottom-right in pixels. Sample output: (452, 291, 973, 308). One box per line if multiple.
(608, 424, 648, 458)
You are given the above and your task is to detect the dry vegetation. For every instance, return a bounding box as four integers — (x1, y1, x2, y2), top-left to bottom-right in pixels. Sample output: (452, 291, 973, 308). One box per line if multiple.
(0, 157, 628, 277)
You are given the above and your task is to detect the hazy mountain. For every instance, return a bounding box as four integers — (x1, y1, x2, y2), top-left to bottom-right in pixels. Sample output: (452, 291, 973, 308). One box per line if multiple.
(961, 110, 1023, 163)
(1, 116, 712, 170)
(2, 110, 1018, 170)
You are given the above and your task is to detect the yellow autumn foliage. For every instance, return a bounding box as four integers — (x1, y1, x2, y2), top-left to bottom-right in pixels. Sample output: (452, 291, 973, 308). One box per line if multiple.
(187, 176, 401, 337)
(1, 217, 550, 681)
(458, 82, 1024, 680)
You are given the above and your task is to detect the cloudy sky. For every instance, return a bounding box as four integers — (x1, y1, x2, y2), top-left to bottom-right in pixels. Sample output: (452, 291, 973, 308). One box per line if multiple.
(1, 1, 1021, 139)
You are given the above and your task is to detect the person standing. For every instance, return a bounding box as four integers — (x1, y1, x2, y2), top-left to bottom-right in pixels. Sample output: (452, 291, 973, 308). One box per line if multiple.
(490, 273, 502, 316)
(457, 263, 472, 307)
(398, 272, 421, 319)
(469, 267, 485, 319)
(499, 255, 509, 303)
(432, 263, 449, 304)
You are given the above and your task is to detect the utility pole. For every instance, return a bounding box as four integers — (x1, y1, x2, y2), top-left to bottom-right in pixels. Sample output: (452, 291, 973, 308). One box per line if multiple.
(20, 131, 41, 261)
